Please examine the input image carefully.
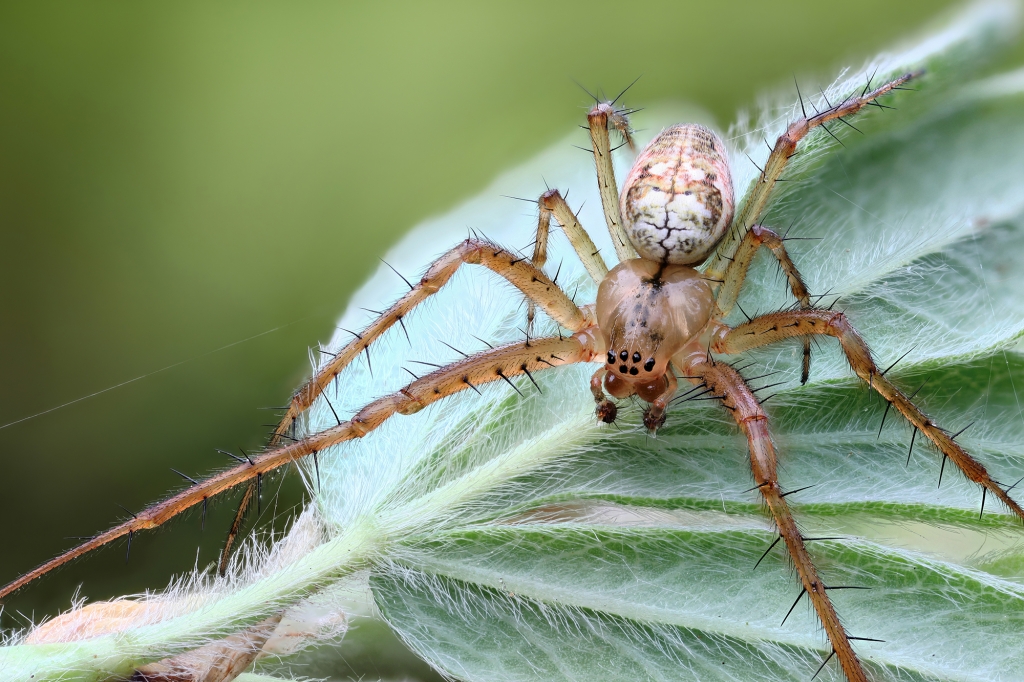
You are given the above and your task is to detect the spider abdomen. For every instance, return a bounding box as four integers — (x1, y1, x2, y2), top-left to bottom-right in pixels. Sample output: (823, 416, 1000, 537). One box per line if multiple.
(620, 123, 733, 265)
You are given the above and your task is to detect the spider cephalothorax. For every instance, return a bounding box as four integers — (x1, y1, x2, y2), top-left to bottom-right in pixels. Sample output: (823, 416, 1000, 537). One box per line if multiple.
(594, 259, 712, 427)
(9, 64, 1024, 682)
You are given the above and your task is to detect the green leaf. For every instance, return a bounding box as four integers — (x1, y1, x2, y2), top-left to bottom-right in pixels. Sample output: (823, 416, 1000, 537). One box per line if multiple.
(376, 524, 1024, 681)
(368, 354, 1024, 681)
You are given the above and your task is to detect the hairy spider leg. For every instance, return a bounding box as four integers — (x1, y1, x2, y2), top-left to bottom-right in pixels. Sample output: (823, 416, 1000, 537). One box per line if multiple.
(714, 309, 1024, 522)
(587, 102, 639, 263)
(217, 236, 593, 571)
(680, 355, 871, 682)
(715, 224, 814, 382)
(218, 480, 256, 575)
(705, 72, 918, 282)
(540, 188, 610, 285)
(525, 192, 551, 338)
(525, 189, 610, 335)
(0, 334, 599, 600)
(280, 237, 589, 434)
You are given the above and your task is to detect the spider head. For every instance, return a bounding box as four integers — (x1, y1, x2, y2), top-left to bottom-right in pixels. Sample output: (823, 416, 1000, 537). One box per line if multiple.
(596, 258, 713, 391)
(619, 123, 734, 266)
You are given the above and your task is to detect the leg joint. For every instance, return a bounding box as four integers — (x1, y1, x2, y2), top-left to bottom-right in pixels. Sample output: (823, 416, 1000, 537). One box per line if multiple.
(540, 188, 561, 209)
(824, 311, 850, 332)
(750, 224, 778, 243)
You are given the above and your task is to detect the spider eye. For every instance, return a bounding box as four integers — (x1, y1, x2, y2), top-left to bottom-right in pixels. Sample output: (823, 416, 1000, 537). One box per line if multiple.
(607, 351, 616, 364)
(632, 352, 641, 363)
(644, 358, 655, 372)
(619, 364, 628, 373)
(619, 350, 628, 361)
(629, 367, 639, 376)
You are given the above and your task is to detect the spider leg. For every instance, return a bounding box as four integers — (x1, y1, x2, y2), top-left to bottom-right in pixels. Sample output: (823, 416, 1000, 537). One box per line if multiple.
(218, 237, 593, 571)
(716, 225, 811, 315)
(540, 189, 610, 285)
(0, 333, 599, 600)
(526, 189, 610, 334)
(217, 481, 255, 576)
(716, 224, 814, 382)
(525, 193, 551, 338)
(705, 71, 918, 281)
(587, 102, 639, 263)
(713, 309, 1024, 521)
(279, 237, 589, 437)
(680, 355, 870, 682)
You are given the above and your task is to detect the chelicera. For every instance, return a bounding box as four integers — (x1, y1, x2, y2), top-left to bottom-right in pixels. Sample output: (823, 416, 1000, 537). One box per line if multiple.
(9, 69, 1024, 682)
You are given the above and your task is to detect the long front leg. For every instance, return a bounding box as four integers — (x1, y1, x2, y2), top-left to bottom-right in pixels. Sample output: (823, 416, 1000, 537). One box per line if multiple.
(220, 237, 592, 571)
(715, 224, 814, 382)
(277, 238, 590, 442)
(0, 333, 599, 600)
(705, 72, 917, 281)
(681, 355, 870, 682)
(713, 309, 1024, 521)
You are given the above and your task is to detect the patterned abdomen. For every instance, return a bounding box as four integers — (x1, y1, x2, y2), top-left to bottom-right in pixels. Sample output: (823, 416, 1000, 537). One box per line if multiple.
(620, 124, 734, 265)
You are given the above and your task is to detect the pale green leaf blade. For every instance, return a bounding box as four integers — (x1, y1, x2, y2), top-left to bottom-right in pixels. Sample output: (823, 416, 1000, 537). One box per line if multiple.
(376, 523, 1024, 681)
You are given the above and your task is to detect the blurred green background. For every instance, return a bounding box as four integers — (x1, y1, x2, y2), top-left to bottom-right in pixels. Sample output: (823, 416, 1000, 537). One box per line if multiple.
(1, 1, 1020, 678)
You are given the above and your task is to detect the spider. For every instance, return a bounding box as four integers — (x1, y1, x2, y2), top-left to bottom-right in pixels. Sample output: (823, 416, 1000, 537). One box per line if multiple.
(5, 67, 1023, 682)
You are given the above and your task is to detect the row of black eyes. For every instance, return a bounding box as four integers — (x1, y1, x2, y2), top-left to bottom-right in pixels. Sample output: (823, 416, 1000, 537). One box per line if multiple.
(607, 350, 656, 375)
